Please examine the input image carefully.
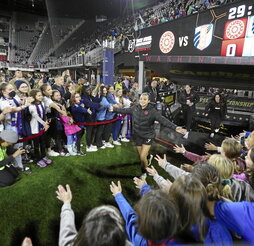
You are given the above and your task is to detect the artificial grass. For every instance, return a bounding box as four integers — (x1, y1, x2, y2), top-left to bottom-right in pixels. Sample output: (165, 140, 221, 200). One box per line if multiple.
(0, 141, 187, 246)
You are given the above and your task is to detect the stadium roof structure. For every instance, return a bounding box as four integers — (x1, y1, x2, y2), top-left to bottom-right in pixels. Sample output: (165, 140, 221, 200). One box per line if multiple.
(1, 0, 159, 19)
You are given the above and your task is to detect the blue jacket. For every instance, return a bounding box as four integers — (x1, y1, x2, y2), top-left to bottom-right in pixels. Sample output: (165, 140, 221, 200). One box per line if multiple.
(105, 93, 117, 120)
(215, 201, 254, 244)
(139, 185, 232, 245)
(71, 103, 88, 128)
(81, 95, 100, 120)
(114, 193, 181, 246)
(96, 96, 112, 121)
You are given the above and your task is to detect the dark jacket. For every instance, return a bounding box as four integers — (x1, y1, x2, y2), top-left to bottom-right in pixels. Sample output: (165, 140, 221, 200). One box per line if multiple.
(205, 100, 227, 119)
(82, 93, 100, 120)
(143, 86, 161, 103)
(70, 103, 88, 128)
(178, 90, 199, 112)
(113, 104, 176, 139)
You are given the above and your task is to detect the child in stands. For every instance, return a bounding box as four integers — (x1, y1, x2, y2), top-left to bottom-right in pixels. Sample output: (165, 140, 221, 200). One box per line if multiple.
(110, 180, 180, 245)
(120, 89, 132, 142)
(170, 175, 233, 244)
(56, 184, 132, 246)
(51, 90, 67, 156)
(234, 147, 254, 190)
(70, 92, 92, 155)
(29, 89, 51, 167)
(41, 84, 66, 157)
(60, 112, 81, 156)
(95, 86, 115, 149)
(81, 86, 100, 152)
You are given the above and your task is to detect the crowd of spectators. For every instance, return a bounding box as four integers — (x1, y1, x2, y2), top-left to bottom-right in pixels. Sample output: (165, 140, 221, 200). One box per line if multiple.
(0, 68, 253, 246)
(2, 0, 238, 68)
(57, 0, 238, 59)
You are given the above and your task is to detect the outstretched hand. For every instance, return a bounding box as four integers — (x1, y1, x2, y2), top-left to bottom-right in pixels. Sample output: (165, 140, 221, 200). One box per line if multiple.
(180, 164, 194, 172)
(56, 184, 72, 203)
(175, 126, 187, 135)
(205, 142, 217, 151)
(21, 237, 33, 246)
(154, 154, 167, 167)
(146, 165, 158, 176)
(87, 108, 92, 115)
(133, 176, 147, 189)
(173, 144, 186, 154)
(110, 181, 122, 196)
(202, 152, 211, 159)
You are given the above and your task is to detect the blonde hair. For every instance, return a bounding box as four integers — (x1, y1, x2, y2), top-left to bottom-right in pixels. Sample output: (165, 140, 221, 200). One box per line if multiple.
(193, 162, 233, 201)
(221, 138, 242, 159)
(208, 154, 234, 179)
(246, 131, 254, 149)
(115, 88, 123, 104)
(208, 154, 234, 200)
(221, 139, 243, 174)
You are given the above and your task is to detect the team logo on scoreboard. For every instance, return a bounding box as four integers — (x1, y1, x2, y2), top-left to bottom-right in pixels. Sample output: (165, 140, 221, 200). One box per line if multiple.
(159, 31, 175, 54)
(194, 24, 214, 51)
(224, 19, 246, 40)
(128, 39, 136, 53)
(126, 36, 152, 53)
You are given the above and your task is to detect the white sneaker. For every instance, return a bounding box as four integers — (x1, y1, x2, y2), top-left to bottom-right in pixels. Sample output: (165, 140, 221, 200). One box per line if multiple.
(67, 145, 77, 156)
(215, 128, 219, 133)
(102, 140, 106, 144)
(105, 142, 114, 148)
(87, 146, 97, 152)
(47, 150, 60, 157)
(91, 145, 97, 149)
(210, 133, 215, 138)
(99, 145, 106, 149)
(121, 137, 130, 142)
(113, 140, 121, 146)
(183, 132, 189, 139)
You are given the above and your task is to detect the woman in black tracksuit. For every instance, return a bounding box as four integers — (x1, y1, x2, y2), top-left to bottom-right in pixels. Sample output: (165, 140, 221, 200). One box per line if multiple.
(112, 92, 186, 173)
(205, 93, 227, 138)
(178, 85, 199, 135)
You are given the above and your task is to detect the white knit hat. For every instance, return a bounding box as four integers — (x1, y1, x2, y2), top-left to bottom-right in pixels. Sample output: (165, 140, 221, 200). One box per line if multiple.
(0, 130, 18, 143)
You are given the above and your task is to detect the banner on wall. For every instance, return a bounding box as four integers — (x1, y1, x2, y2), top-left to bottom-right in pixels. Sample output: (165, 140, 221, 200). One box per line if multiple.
(102, 49, 114, 85)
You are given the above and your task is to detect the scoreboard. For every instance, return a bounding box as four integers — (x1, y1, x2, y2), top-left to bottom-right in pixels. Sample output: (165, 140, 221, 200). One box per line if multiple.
(125, 0, 254, 60)
(221, 5, 254, 56)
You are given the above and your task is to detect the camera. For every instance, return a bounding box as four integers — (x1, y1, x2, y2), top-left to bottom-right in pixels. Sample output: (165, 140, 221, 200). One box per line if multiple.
(24, 145, 32, 152)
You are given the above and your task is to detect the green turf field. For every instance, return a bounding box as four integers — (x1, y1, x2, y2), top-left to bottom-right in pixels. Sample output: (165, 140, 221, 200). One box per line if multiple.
(0, 142, 186, 246)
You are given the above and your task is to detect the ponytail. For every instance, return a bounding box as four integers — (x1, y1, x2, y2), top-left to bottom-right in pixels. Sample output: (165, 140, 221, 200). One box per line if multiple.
(221, 184, 233, 201)
(206, 183, 220, 201)
(232, 159, 240, 174)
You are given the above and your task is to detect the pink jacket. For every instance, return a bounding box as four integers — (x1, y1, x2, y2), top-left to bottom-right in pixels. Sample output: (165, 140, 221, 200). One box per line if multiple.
(183, 151, 247, 174)
(183, 151, 208, 163)
(60, 115, 81, 136)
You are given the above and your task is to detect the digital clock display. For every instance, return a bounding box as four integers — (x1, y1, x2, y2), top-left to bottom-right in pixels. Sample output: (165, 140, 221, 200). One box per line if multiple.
(228, 4, 253, 19)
